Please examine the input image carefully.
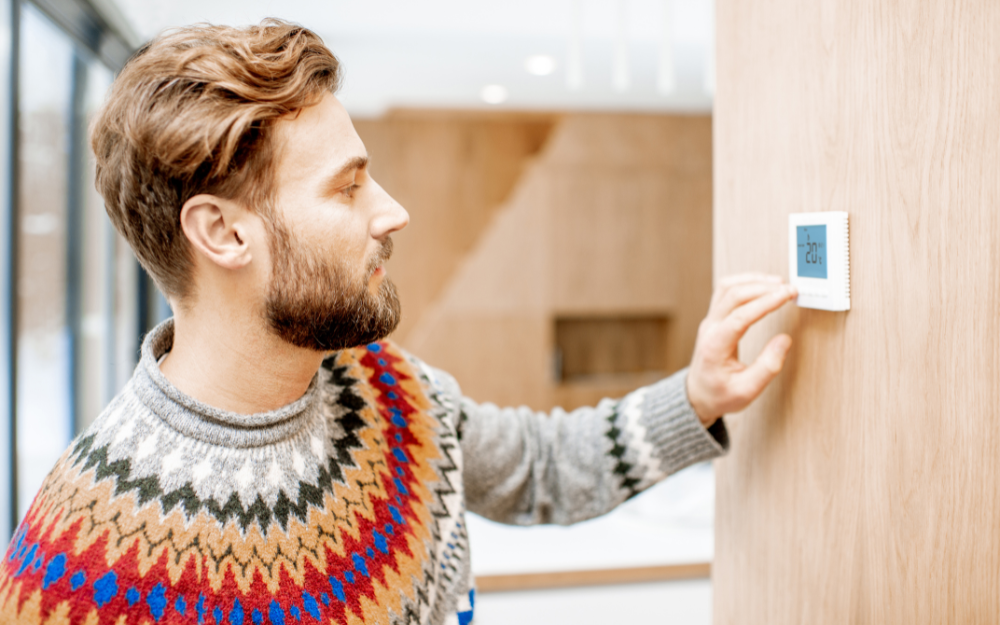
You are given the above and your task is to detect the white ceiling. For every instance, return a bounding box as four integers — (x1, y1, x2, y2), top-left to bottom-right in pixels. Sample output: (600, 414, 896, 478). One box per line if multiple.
(107, 0, 715, 117)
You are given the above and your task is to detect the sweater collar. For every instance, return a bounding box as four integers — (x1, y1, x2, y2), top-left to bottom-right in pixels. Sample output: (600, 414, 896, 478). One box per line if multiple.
(132, 319, 322, 448)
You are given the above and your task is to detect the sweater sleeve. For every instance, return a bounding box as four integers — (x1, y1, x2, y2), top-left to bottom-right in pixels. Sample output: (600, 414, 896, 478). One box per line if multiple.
(421, 364, 729, 526)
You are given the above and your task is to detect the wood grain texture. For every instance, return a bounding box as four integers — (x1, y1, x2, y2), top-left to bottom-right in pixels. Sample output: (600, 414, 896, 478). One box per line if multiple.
(555, 315, 670, 381)
(476, 562, 712, 593)
(353, 111, 556, 343)
(404, 113, 713, 411)
(713, 1, 1000, 623)
(476, 562, 711, 594)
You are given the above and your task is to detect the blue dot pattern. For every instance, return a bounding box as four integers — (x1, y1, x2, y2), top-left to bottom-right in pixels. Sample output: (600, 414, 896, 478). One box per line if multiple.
(93, 571, 118, 607)
(303, 592, 321, 618)
(230, 599, 244, 625)
(269, 600, 286, 625)
(147, 583, 167, 620)
(42, 554, 65, 590)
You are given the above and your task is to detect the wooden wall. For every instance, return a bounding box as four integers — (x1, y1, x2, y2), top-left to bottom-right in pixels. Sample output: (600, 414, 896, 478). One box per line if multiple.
(357, 111, 713, 411)
(713, 1, 1000, 623)
(354, 111, 555, 342)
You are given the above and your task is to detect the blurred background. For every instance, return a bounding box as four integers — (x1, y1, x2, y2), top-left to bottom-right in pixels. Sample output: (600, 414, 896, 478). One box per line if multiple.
(0, 0, 716, 622)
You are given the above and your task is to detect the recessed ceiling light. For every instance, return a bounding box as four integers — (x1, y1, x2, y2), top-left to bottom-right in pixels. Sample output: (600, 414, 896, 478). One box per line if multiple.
(524, 55, 557, 76)
(480, 84, 508, 104)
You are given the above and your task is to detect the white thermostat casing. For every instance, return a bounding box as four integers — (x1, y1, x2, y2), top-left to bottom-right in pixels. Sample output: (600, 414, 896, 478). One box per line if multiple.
(788, 211, 850, 311)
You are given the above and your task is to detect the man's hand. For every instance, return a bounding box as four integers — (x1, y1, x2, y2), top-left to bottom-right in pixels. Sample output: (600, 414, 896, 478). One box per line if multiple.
(686, 274, 798, 426)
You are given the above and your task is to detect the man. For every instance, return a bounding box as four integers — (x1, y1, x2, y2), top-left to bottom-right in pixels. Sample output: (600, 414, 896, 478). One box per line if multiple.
(0, 20, 796, 625)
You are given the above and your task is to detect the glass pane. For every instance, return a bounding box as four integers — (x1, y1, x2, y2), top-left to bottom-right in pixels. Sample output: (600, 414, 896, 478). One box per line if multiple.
(15, 4, 74, 519)
(113, 233, 139, 392)
(76, 58, 115, 431)
(0, 0, 13, 546)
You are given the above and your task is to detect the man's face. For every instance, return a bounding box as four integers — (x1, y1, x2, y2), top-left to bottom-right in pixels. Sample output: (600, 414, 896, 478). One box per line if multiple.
(263, 93, 409, 351)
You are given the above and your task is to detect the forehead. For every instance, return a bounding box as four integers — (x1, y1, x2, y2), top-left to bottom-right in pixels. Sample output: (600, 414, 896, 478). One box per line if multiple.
(271, 93, 365, 187)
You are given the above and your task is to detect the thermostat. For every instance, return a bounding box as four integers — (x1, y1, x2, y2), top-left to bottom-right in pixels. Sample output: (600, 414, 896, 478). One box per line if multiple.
(788, 212, 850, 311)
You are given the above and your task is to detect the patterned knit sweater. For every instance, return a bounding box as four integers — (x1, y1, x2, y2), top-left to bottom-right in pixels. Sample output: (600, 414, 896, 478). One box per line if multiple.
(0, 320, 727, 624)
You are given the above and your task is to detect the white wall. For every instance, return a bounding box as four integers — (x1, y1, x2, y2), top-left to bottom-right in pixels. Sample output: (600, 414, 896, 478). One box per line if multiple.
(475, 580, 712, 625)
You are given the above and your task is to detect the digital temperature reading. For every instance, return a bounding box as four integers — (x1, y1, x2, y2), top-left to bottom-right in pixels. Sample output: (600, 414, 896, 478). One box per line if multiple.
(796, 225, 827, 279)
(788, 212, 850, 311)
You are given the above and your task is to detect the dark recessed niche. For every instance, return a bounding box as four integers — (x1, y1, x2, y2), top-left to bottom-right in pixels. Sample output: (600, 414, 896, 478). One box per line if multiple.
(554, 315, 671, 384)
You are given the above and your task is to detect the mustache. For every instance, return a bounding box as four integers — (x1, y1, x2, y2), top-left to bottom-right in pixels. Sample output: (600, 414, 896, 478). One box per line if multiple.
(368, 237, 393, 274)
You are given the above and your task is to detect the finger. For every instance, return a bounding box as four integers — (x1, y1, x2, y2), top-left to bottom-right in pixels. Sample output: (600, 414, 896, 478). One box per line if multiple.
(710, 274, 785, 313)
(717, 285, 797, 346)
(730, 333, 792, 407)
(709, 281, 791, 322)
(717, 273, 783, 290)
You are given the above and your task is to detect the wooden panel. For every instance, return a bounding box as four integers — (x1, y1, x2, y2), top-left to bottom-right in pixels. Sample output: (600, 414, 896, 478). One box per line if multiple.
(547, 115, 714, 377)
(406, 113, 713, 411)
(476, 562, 710, 594)
(409, 314, 551, 410)
(555, 315, 670, 382)
(354, 111, 555, 342)
(713, 2, 1000, 624)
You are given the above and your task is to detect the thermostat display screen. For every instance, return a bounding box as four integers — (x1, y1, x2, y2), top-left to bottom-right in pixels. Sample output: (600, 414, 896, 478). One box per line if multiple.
(796, 225, 827, 279)
(789, 212, 849, 311)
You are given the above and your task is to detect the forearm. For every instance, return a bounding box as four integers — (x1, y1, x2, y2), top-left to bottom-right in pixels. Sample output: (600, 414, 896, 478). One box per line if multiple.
(460, 368, 728, 526)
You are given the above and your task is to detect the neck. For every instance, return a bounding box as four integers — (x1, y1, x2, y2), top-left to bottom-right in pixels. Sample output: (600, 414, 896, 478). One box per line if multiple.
(159, 303, 326, 415)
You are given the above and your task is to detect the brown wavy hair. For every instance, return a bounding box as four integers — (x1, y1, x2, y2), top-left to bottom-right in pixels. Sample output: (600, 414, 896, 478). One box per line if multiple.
(91, 19, 341, 300)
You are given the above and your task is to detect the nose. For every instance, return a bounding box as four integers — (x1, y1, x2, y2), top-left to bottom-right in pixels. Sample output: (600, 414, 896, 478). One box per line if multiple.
(369, 179, 409, 239)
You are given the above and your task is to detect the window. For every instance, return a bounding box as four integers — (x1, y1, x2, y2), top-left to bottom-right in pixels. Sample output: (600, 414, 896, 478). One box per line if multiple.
(0, 0, 142, 540)
(15, 3, 77, 517)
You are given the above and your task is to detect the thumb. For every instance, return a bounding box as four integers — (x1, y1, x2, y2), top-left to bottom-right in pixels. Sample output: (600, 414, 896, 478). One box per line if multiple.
(732, 334, 792, 404)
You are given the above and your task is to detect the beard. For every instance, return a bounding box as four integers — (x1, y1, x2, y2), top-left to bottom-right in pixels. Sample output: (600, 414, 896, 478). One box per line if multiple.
(264, 219, 401, 351)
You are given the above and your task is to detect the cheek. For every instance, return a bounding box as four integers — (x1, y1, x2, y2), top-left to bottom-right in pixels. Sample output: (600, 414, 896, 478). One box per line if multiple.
(286, 199, 372, 266)
(305, 222, 370, 270)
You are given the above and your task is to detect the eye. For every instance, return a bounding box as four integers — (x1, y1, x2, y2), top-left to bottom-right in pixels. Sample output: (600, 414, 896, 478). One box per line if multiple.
(341, 183, 359, 198)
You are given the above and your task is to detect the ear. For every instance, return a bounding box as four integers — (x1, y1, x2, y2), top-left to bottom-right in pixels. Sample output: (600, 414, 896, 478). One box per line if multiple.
(179, 194, 256, 270)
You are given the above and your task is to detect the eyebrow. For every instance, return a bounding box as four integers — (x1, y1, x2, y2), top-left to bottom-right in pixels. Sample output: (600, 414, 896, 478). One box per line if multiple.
(320, 155, 369, 196)
(330, 155, 369, 181)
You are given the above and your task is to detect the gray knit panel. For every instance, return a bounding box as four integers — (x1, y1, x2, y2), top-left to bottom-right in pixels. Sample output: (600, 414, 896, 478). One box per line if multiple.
(451, 366, 727, 527)
(637, 368, 729, 488)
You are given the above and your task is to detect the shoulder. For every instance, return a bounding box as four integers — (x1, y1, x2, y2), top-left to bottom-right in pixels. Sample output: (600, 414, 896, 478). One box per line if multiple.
(331, 341, 462, 398)
(328, 342, 464, 432)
